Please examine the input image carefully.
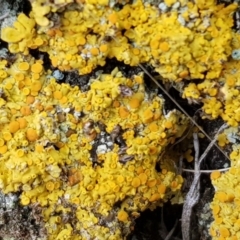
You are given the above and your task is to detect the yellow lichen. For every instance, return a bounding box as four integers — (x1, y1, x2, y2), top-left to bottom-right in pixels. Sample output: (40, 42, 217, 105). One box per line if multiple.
(9, 121, 20, 134)
(26, 128, 38, 141)
(210, 144, 240, 239)
(3, 0, 240, 239)
(0, 55, 188, 239)
(183, 149, 194, 162)
(217, 133, 229, 147)
(1, 13, 44, 55)
(1, 0, 236, 80)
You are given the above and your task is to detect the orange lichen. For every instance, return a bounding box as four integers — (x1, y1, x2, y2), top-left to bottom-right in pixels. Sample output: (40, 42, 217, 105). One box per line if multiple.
(3, 132, 12, 141)
(129, 97, 142, 109)
(119, 106, 129, 119)
(215, 217, 223, 224)
(226, 193, 235, 202)
(117, 210, 128, 222)
(14, 73, 25, 81)
(26, 128, 38, 141)
(90, 48, 99, 56)
(0, 139, 4, 147)
(53, 90, 63, 100)
(217, 133, 229, 147)
(99, 44, 108, 53)
(210, 171, 221, 180)
(0, 145, 7, 154)
(142, 108, 154, 123)
(216, 192, 228, 203)
(158, 184, 166, 194)
(18, 62, 30, 71)
(31, 81, 42, 92)
(149, 145, 157, 155)
(183, 149, 194, 162)
(108, 13, 118, 24)
(31, 62, 43, 73)
(20, 106, 32, 116)
(212, 205, 220, 216)
(150, 39, 159, 50)
(226, 76, 236, 86)
(46, 181, 55, 191)
(131, 177, 141, 188)
(134, 76, 143, 84)
(179, 70, 189, 78)
(139, 173, 147, 185)
(219, 227, 230, 237)
(26, 95, 35, 104)
(164, 121, 173, 129)
(9, 121, 20, 133)
(159, 42, 169, 52)
(148, 122, 158, 132)
(147, 179, 157, 188)
(149, 193, 161, 202)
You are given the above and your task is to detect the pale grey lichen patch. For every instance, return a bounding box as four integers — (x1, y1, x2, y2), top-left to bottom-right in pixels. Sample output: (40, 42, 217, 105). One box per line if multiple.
(0, 192, 18, 209)
(53, 70, 65, 81)
(0, 48, 9, 59)
(232, 49, 240, 60)
(0, 1, 15, 39)
(0, 12, 9, 21)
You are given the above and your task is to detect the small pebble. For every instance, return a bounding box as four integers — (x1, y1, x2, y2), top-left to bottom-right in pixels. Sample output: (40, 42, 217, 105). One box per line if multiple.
(52, 70, 64, 80)
(232, 49, 240, 60)
(158, 2, 168, 12)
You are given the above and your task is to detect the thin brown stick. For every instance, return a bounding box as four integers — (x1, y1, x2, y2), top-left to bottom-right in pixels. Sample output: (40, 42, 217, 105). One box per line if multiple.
(164, 219, 179, 240)
(138, 63, 230, 163)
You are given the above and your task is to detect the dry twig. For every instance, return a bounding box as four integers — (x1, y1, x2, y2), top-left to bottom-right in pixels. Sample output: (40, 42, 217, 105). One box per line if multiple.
(181, 124, 227, 240)
(138, 64, 231, 163)
(159, 208, 181, 240)
(0, 12, 9, 21)
(181, 167, 230, 174)
(164, 219, 179, 240)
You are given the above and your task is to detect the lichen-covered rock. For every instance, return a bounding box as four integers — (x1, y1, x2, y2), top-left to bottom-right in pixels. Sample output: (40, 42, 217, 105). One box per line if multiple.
(1, 0, 237, 80)
(0, 55, 188, 239)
